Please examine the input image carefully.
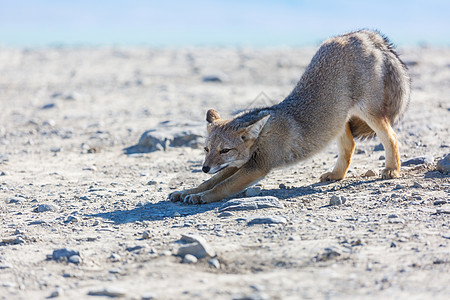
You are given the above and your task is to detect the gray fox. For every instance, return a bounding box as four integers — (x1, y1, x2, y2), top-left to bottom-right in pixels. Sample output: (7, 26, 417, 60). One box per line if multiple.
(170, 30, 410, 204)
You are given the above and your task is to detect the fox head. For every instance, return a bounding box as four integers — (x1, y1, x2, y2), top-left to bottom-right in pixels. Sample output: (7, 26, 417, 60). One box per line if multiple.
(201, 109, 270, 174)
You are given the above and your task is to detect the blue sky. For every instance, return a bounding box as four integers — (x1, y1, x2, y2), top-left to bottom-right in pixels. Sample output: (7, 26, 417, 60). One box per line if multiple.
(1, 0, 449, 47)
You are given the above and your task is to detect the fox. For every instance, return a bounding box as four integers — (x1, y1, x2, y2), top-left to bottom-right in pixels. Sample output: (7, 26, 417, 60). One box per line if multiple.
(169, 30, 410, 204)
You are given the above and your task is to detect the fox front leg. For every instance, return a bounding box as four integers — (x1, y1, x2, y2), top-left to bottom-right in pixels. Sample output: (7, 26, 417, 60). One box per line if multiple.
(184, 166, 268, 204)
(169, 167, 238, 202)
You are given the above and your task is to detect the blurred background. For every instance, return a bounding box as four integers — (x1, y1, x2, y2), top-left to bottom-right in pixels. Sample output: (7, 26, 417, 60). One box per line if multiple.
(1, 0, 449, 47)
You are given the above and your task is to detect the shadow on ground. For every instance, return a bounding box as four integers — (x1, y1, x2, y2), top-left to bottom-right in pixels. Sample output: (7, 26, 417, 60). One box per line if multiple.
(87, 200, 220, 223)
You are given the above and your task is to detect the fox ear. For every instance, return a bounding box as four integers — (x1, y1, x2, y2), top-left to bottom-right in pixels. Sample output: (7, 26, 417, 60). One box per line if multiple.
(206, 109, 221, 123)
(242, 115, 270, 140)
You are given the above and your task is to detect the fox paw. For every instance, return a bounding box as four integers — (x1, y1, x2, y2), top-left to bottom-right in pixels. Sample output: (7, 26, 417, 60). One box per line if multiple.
(183, 193, 206, 205)
(320, 172, 345, 182)
(169, 190, 192, 202)
(381, 168, 400, 179)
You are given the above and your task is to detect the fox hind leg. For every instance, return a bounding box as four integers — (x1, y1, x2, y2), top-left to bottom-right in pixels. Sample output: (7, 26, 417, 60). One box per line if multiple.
(364, 118, 400, 179)
(320, 122, 355, 181)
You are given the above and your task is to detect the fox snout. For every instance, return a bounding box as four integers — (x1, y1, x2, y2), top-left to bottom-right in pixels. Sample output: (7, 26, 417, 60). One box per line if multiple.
(202, 166, 210, 173)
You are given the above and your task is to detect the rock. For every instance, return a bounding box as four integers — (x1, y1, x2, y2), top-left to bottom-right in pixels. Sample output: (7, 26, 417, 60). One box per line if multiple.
(126, 245, 145, 252)
(388, 218, 405, 224)
(374, 143, 384, 151)
(402, 155, 434, 166)
(0, 171, 6, 176)
(35, 203, 59, 213)
(48, 288, 63, 298)
(247, 216, 287, 225)
(183, 254, 198, 264)
(177, 234, 215, 259)
(88, 288, 126, 297)
(329, 195, 346, 206)
(218, 211, 234, 218)
(41, 103, 56, 109)
(124, 121, 204, 154)
(245, 187, 261, 197)
(364, 169, 378, 177)
(141, 293, 157, 300)
(437, 154, 450, 174)
(314, 247, 341, 262)
(64, 215, 79, 223)
(50, 248, 80, 263)
(434, 200, 447, 206)
(68, 255, 82, 264)
(142, 231, 151, 239)
(208, 258, 220, 269)
(219, 196, 284, 212)
(202, 72, 229, 83)
(109, 253, 121, 262)
(412, 181, 423, 188)
(0, 237, 25, 246)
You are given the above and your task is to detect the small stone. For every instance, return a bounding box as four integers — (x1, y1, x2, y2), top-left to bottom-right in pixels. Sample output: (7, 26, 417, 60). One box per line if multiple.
(42, 103, 56, 109)
(388, 218, 405, 224)
(437, 154, 450, 174)
(0, 237, 25, 246)
(388, 214, 399, 218)
(245, 187, 261, 197)
(402, 155, 434, 166)
(374, 143, 384, 151)
(68, 255, 81, 264)
(50, 248, 80, 262)
(146, 180, 157, 185)
(218, 211, 234, 218)
(88, 288, 126, 297)
(183, 254, 198, 264)
(390, 242, 397, 248)
(329, 195, 346, 206)
(0, 171, 7, 176)
(50, 147, 62, 153)
(219, 196, 284, 212)
(126, 245, 145, 252)
(208, 258, 220, 269)
(247, 216, 287, 225)
(48, 288, 63, 298)
(202, 72, 229, 83)
(64, 215, 79, 223)
(142, 231, 151, 239)
(394, 184, 404, 190)
(379, 155, 385, 160)
(412, 181, 422, 188)
(109, 253, 121, 262)
(35, 203, 59, 213)
(178, 234, 215, 259)
(434, 200, 447, 206)
(82, 166, 97, 171)
(364, 169, 378, 177)
(141, 293, 157, 300)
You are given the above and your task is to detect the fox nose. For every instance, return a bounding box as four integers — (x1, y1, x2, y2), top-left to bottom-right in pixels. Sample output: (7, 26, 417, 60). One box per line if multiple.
(202, 166, 210, 173)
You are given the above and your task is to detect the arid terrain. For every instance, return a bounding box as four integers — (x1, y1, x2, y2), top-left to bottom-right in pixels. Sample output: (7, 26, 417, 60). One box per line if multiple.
(0, 45, 449, 299)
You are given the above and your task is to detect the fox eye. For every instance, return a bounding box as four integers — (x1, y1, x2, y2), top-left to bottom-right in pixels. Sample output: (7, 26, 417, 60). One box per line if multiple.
(220, 148, 232, 154)
(204, 147, 209, 153)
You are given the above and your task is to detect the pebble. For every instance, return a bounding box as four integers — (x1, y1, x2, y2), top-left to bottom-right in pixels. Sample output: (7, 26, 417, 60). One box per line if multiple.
(35, 203, 59, 213)
(68, 255, 82, 264)
(402, 155, 434, 166)
(208, 258, 220, 269)
(88, 288, 126, 297)
(219, 196, 284, 212)
(64, 215, 79, 223)
(329, 195, 346, 206)
(1, 237, 25, 246)
(177, 234, 215, 259)
(141, 293, 157, 300)
(433, 200, 447, 206)
(0, 171, 6, 176)
(247, 216, 287, 225)
(142, 230, 151, 239)
(388, 218, 405, 224)
(183, 254, 198, 264)
(412, 181, 423, 188)
(50, 248, 80, 262)
(374, 143, 384, 151)
(436, 154, 450, 174)
(48, 288, 63, 298)
(218, 211, 234, 218)
(202, 72, 229, 83)
(364, 169, 378, 177)
(42, 103, 56, 109)
(109, 253, 121, 262)
(245, 187, 261, 197)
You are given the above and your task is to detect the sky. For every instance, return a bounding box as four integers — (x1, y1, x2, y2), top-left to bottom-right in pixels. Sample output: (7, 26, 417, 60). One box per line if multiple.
(1, 0, 449, 47)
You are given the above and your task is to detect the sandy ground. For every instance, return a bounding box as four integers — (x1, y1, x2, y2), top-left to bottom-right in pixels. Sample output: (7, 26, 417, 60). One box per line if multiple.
(0, 45, 449, 300)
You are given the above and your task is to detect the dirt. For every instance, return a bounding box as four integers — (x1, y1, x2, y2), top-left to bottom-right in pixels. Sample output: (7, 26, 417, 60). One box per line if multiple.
(0, 46, 449, 299)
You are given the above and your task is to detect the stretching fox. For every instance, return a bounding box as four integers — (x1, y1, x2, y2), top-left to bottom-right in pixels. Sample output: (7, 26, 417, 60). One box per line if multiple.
(170, 30, 410, 204)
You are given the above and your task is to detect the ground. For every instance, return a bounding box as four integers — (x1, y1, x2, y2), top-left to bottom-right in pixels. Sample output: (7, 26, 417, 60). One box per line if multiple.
(0, 45, 449, 299)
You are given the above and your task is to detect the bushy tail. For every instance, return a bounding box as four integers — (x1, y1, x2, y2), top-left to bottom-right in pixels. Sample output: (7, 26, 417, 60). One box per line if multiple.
(349, 38, 410, 140)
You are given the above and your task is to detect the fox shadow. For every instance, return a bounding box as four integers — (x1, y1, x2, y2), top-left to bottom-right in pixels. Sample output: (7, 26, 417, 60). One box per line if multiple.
(87, 200, 220, 224)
